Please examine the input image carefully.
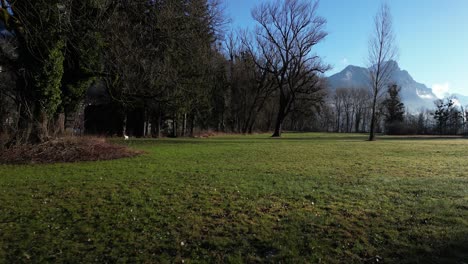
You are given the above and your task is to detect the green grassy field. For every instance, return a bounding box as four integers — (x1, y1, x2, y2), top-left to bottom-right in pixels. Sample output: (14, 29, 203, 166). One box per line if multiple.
(0, 133, 467, 263)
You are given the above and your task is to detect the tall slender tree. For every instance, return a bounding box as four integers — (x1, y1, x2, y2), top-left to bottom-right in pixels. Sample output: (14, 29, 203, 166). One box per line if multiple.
(367, 2, 398, 141)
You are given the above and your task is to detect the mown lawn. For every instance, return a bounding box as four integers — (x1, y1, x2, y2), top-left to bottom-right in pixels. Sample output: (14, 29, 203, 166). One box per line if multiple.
(0, 133, 467, 263)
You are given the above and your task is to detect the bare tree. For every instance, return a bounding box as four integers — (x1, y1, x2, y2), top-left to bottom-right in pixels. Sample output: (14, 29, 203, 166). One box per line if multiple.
(340, 88, 354, 132)
(234, 31, 278, 134)
(333, 89, 344, 132)
(252, 0, 329, 137)
(367, 2, 398, 141)
(351, 88, 372, 132)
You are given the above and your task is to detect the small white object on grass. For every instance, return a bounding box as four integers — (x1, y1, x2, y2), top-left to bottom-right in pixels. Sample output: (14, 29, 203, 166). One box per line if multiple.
(124, 135, 129, 140)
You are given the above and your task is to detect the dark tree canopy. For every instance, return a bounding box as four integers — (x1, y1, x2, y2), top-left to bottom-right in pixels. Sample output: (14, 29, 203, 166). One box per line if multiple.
(383, 84, 405, 123)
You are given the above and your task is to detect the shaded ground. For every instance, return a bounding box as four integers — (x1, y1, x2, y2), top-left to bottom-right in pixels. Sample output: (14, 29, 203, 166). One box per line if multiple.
(0, 133, 467, 263)
(0, 137, 141, 164)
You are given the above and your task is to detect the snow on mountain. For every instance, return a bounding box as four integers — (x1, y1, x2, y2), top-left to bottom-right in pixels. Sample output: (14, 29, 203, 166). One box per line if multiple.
(450, 94, 468, 107)
(327, 61, 468, 111)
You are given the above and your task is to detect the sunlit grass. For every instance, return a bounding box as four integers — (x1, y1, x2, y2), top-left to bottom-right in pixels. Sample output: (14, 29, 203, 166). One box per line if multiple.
(0, 133, 467, 263)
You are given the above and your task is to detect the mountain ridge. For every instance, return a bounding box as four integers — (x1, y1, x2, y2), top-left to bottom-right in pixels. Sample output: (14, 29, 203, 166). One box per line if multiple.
(327, 62, 467, 110)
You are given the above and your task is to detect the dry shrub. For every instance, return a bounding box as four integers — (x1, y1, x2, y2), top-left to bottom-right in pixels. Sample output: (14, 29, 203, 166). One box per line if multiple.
(0, 137, 141, 164)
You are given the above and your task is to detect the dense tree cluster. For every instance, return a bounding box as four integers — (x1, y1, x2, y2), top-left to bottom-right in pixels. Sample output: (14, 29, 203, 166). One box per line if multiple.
(0, 0, 466, 146)
(330, 87, 373, 133)
(0, 0, 330, 144)
(327, 85, 467, 136)
(433, 98, 465, 135)
(0, 0, 108, 143)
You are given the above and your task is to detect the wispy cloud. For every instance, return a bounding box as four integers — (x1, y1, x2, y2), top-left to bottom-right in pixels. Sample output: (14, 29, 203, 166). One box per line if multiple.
(340, 58, 349, 66)
(432, 82, 450, 99)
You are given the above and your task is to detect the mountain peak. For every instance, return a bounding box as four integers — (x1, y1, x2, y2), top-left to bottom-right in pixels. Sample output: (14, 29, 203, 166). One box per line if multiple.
(383, 60, 400, 71)
(343, 65, 361, 71)
(327, 63, 444, 111)
(368, 60, 400, 72)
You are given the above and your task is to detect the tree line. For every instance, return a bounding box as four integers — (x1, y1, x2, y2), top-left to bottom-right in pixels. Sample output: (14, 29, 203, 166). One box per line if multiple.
(0, 0, 466, 147)
(0, 0, 331, 145)
(325, 86, 468, 136)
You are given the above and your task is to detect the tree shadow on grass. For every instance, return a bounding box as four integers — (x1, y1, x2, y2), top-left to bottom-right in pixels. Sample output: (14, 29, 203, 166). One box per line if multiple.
(386, 236, 468, 264)
(268, 136, 367, 141)
(139, 137, 367, 144)
(380, 135, 466, 141)
(118, 134, 467, 147)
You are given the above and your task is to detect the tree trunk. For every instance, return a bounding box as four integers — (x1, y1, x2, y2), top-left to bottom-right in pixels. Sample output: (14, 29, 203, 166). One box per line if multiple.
(31, 107, 49, 143)
(0, 93, 4, 136)
(144, 109, 149, 137)
(152, 113, 161, 138)
(272, 95, 289, 137)
(220, 112, 225, 132)
(248, 115, 257, 134)
(336, 110, 341, 133)
(369, 96, 377, 141)
(272, 110, 285, 137)
(289, 115, 295, 131)
(144, 121, 149, 137)
(182, 113, 187, 137)
(53, 112, 66, 137)
(362, 109, 368, 132)
(189, 115, 195, 137)
(272, 120, 282, 137)
(248, 122, 254, 134)
(345, 113, 350, 133)
(122, 114, 127, 137)
(355, 112, 361, 133)
(152, 107, 162, 138)
(15, 102, 33, 145)
(155, 114, 161, 138)
(172, 114, 177, 138)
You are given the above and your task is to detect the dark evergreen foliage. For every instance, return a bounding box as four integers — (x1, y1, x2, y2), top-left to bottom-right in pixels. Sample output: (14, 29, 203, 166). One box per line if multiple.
(383, 84, 405, 134)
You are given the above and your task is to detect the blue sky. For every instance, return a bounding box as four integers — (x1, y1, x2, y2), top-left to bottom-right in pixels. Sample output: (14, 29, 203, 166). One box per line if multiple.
(225, 0, 468, 97)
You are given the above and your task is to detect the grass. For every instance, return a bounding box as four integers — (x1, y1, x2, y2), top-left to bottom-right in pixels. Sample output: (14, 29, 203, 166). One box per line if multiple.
(0, 133, 467, 263)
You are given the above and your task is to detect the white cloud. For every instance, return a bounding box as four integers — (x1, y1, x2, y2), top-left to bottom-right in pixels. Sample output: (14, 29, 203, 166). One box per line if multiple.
(416, 90, 435, 99)
(340, 58, 349, 66)
(431, 82, 451, 99)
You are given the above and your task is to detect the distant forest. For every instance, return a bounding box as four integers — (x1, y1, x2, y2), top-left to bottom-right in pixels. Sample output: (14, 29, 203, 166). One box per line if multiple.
(0, 0, 467, 146)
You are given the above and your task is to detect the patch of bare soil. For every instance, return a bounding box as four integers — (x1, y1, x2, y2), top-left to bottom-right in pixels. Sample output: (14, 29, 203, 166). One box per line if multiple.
(0, 137, 141, 165)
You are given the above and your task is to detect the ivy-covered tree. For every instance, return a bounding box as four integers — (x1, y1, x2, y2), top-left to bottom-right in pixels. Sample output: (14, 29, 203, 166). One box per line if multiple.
(59, 1, 107, 129)
(1, 0, 68, 143)
(0, 0, 108, 143)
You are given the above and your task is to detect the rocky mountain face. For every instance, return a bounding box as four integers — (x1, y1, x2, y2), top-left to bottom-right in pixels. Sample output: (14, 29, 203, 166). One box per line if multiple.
(327, 61, 467, 111)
